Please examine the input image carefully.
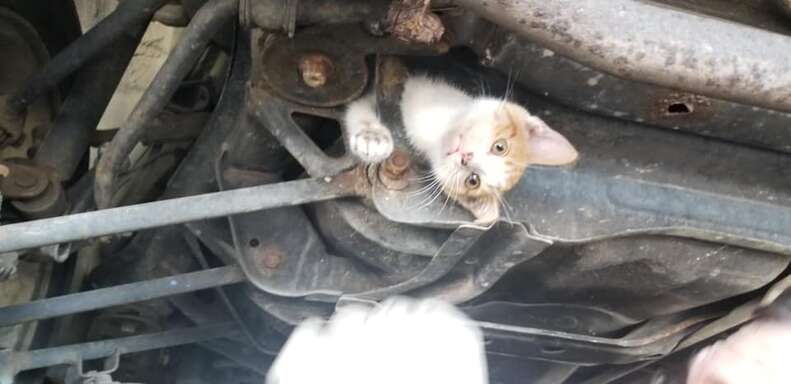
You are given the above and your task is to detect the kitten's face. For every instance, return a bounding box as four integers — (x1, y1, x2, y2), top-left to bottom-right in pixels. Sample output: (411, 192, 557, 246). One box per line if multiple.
(432, 99, 578, 221)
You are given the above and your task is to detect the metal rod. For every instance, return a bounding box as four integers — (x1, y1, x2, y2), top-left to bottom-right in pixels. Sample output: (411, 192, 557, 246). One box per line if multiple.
(94, 0, 239, 209)
(34, 25, 146, 181)
(455, 0, 791, 113)
(4, 322, 239, 374)
(0, 266, 245, 327)
(245, 0, 390, 31)
(6, 0, 169, 113)
(0, 172, 358, 253)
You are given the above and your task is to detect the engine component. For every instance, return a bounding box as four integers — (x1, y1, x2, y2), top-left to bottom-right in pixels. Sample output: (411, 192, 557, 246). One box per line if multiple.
(94, 0, 239, 210)
(33, 25, 144, 183)
(0, 160, 68, 220)
(258, 28, 368, 107)
(0, 7, 56, 158)
(4, 0, 170, 114)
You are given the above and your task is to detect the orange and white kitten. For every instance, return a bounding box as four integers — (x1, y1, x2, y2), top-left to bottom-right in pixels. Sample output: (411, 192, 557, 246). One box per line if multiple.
(343, 75, 578, 223)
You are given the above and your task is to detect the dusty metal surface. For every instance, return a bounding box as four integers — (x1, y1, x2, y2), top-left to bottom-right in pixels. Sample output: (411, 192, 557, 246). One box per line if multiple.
(479, 310, 714, 366)
(247, 85, 356, 177)
(369, 60, 791, 255)
(447, 14, 791, 153)
(454, 0, 791, 113)
(222, 167, 384, 297)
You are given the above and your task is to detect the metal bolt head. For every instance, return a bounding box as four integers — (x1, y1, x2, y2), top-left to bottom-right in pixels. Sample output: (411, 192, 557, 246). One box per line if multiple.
(379, 150, 411, 190)
(298, 53, 334, 88)
(384, 150, 410, 177)
(12, 170, 38, 189)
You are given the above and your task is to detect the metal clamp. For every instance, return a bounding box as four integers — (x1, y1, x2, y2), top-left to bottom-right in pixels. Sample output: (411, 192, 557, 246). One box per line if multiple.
(65, 351, 137, 384)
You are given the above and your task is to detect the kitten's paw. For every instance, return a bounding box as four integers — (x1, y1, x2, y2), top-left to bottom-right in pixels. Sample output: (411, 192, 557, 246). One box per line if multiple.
(349, 126, 394, 164)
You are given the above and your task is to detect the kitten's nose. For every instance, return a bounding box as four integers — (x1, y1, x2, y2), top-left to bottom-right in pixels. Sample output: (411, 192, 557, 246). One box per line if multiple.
(461, 152, 473, 166)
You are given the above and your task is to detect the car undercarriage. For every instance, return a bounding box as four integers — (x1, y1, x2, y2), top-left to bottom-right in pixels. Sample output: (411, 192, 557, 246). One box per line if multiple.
(1, 0, 791, 383)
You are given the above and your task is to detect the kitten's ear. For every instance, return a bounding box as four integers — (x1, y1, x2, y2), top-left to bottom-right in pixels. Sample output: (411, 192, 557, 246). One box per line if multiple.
(526, 122, 579, 166)
(505, 105, 579, 166)
(506, 104, 579, 165)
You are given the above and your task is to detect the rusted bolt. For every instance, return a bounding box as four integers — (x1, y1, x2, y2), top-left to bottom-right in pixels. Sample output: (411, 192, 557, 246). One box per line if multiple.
(384, 150, 410, 178)
(298, 53, 334, 88)
(379, 150, 411, 190)
(12, 170, 38, 189)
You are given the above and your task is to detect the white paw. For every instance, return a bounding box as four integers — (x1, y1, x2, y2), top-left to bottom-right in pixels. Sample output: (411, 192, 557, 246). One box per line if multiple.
(349, 126, 393, 163)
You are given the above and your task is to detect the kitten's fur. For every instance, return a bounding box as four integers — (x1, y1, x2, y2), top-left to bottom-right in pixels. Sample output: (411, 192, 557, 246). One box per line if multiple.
(344, 75, 578, 223)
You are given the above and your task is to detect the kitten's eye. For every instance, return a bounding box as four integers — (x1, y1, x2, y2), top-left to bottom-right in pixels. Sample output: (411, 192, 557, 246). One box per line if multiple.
(491, 139, 509, 156)
(465, 173, 481, 189)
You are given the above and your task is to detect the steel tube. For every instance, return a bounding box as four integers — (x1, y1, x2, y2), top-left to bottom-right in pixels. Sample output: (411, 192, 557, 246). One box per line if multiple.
(0, 266, 245, 327)
(6, 0, 169, 113)
(34, 26, 145, 181)
(6, 322, 239, 374)
(455, 0, 791, 113)
(94, 0, 239, 209)
(0, 173, 357, 253)
(245, 0, 389, 31)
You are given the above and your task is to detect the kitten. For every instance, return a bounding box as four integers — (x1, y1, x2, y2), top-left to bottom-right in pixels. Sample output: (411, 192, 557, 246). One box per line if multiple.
(343, 75, 578, 223)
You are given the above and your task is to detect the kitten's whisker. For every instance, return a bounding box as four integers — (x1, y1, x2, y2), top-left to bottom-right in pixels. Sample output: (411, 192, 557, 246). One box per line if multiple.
(405, 177, 441, 202)
(415, 179, 443, 206)
(409, 179, 442, 194)
(407, 180, 439, 196)
(438, 184, 453, 215)
(496, 193, 514, 222)
(407, 187, 437, 210)
(411, 172, 439, 182)
(438, 171, 461, 215)
(420, 177, 448, 209)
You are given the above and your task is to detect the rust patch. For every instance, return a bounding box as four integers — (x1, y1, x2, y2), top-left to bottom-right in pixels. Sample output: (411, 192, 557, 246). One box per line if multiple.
(379, 150, 412, 190)
(652, 92, 713, 121)
(298, 53, 335, 88)
(385, 0, 445, 45)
